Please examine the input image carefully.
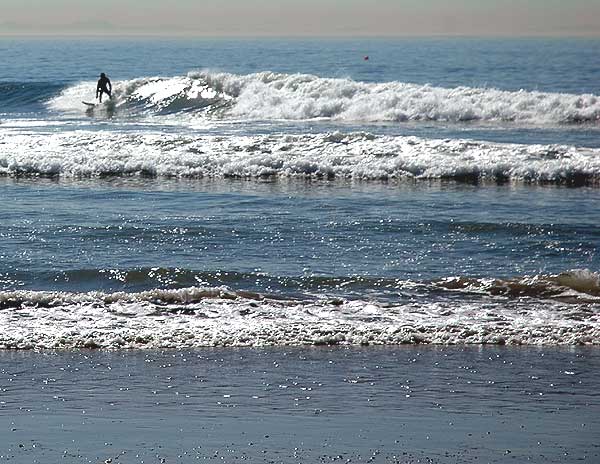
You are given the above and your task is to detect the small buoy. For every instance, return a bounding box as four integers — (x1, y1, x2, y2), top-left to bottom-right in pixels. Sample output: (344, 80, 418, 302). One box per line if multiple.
(364, 55, 369, 60)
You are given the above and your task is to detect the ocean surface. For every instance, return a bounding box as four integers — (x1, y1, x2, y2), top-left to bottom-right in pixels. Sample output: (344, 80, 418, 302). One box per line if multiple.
(0, 347, 598, 463)
(1, 37, 600, 349)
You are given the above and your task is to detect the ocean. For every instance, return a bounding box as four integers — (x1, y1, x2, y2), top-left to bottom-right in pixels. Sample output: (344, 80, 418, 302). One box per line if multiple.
(0, 37, 599, 462)
(1, 38, 599, 348)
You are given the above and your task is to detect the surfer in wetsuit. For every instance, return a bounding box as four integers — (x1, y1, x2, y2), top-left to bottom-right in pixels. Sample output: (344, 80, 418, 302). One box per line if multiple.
(96, 73, 112, 102)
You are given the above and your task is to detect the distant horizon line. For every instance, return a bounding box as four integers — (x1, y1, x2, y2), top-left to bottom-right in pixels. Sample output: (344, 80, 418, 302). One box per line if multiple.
(1, 32, 599, 39)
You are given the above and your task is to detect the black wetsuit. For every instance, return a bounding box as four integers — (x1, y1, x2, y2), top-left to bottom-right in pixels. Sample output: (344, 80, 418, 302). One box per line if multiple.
(96, 75, 112, 101)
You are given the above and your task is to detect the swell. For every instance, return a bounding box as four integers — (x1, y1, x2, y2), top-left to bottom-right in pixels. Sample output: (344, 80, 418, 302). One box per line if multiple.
(1, 268, 598, 308)
(0, 82, 65, 113)
(47, 71, 600, 124)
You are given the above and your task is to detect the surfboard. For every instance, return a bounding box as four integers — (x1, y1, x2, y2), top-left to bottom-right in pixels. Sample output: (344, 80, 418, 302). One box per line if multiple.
(82, 101, 96, 107)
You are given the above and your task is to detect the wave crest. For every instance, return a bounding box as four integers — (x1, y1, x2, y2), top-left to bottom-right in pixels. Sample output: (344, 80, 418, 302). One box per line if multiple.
(436, 269, 600, 303)
(47, 71, 600, 124)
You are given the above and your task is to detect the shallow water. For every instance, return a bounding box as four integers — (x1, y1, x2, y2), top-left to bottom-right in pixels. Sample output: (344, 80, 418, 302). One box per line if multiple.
(1, 347, 598, 463)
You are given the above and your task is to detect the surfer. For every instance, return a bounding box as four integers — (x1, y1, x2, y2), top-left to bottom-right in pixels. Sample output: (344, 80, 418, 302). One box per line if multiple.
(96, 73, 112, 102)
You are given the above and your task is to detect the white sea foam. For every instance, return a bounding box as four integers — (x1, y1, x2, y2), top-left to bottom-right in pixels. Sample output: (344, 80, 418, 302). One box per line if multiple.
(48, 71, 600, 123)
(0, 269, 598, 349)
(1, 129, 599, 184)
(0, 270, 598, 349)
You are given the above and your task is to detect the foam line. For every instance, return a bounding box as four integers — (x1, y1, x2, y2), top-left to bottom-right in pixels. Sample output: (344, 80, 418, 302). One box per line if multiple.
(1, 130, 600, 184)
(0, 270, 598, 349)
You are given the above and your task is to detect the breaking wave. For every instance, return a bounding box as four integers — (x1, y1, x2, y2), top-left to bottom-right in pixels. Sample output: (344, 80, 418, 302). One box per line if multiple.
(47, 71, 600, 124)
(1, 130, 600, 185)
(0, 269, 598, 349)
(435, 268, 600, 304)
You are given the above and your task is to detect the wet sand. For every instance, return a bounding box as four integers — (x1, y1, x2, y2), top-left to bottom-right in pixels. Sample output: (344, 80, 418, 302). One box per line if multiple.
(1, 347, 598, 463)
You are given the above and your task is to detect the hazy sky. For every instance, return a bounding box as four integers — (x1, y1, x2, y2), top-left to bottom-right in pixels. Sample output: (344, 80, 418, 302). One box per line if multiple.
(1, 0, 598, 37)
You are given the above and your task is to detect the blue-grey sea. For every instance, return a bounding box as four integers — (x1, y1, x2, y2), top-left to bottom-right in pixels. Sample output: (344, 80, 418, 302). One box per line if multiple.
(0, 38, 599, 347)
(1, 37, 600, 464)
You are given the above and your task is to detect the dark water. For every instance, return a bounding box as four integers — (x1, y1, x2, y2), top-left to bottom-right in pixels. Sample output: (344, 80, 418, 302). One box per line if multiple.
(2, 178, 599, 291)
(2, 38, 599, 91)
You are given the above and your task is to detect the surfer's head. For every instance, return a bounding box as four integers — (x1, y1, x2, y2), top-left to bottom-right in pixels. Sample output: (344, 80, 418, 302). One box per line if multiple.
(100, 73, 106, 78)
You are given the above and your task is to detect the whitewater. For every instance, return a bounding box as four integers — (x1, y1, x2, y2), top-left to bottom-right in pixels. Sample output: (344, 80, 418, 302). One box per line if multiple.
(1, 269, 599, 349)
(46, 71, 600, 123)
(3, 38, 600, 464)
(1, 38, 599, 349)
(2, 129, 600, 184)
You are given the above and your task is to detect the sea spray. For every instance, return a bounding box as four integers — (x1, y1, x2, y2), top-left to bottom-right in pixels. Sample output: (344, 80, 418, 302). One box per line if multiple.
(47, 71, 600, 124)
